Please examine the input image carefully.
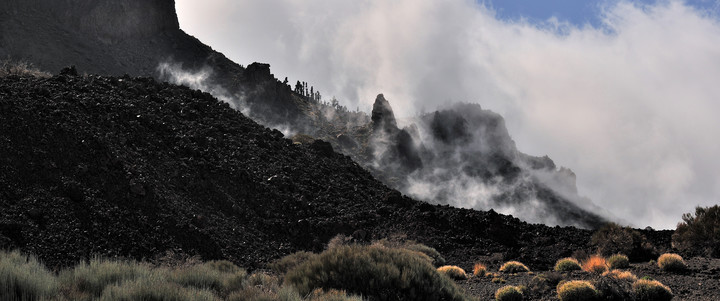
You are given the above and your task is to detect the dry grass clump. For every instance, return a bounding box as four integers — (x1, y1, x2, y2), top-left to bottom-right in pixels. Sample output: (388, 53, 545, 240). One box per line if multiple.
(672, 205, 720, 257)
(499, 261, 530, 273)
(437, 265, 468, 280)
(602, 270, 637, 282)
(59, 257, 153, 299)
(554, 257, 581, 272)
(606, 254, 629, 269)
(472, 263, 487, 277)
(590, 223, 656, 261)
(0, 60, 51, 78)
(657, 253, 686, 272)
(495, 285, 524, 301)
(98, 276, 219, 301)
(0, 250, 58, 300)
(581, 255, 608, 274)
(284, 245, 468, 301)
(632, 279, 673, 301)
(556, 280, 599, 301)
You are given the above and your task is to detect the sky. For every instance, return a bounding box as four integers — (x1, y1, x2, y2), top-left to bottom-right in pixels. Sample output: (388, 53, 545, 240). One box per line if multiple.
(174, 0, 720, 229)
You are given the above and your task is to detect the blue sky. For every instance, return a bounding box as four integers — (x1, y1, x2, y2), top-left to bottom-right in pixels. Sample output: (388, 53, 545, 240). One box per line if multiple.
(486, 0, 719, 27)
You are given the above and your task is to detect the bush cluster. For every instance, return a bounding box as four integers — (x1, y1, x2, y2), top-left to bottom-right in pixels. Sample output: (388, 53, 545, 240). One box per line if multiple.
(495, 285, 524, 301)
(606, 254, 629, 269)
(590, 223, 656, 261)
(284, 245, 467, 301)
(672, 205, 720, 257)
(557, 280, 599, 301)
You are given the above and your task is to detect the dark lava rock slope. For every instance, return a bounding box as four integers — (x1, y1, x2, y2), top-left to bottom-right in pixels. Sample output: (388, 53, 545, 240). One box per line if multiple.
(0, 72, 600, 270)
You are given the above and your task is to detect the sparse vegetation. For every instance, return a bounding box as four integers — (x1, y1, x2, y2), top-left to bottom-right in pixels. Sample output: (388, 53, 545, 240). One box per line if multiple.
(0, 250, 58, 301)
(672, 205, 720, 257)
(437, 265, 468, 280)
(270, 251, 318, 275)
(499, 261, 530, 273)
(557, 280, 599, 301)
(528, 272, 564, 294)
(495, 285, 524, 301)
(632, 279, 673, 301)
(602, 269, 637, 282)
(284, 245, 468, 301)
(606, 254, 629, 269)
(657, 253, 686, 272)
(554, 257, 581, 272)
(581, 255, 608, 274)
(590, 223, 656, 261)
(0, 60, 51, 78)
(472, 263, 487, 277)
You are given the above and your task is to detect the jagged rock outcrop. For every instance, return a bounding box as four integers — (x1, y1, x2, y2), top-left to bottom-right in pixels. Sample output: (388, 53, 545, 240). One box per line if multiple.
(371, 94, 398, 132)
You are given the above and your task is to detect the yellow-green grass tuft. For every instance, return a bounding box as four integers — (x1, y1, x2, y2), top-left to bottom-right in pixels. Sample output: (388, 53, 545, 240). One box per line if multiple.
(437, 265, 468, 280)
(495, 285, 524, 301)
(657, 253, 686, 272)
(554, 257, 581, 272)
(602, 269, 637, 282)
(632, 279, 673, 301)
(499, 261, 530, 273)
(557, 280, 599, 301)
(607, 254, 629, 269)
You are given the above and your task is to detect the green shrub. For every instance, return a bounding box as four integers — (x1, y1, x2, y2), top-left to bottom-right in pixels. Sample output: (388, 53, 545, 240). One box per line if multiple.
(437, 265, 467, 280)
(607, 254, 629, 269)
(495, 285, 523, 301)
(557, 280, 599, 301)
(554, 258, 581, 272)
(60, 257, 152, 298)
(499, 261, 530, 273)
(672, 205, 720, 257)
(404, 243, 446, 266)
(657, 253, 686, 272)
(632, 279, 673, 301)
(0, 250, 58, 301)
(284, 245, 467, 301)
(590, 223, 656, 261)
(270, 251, 317, 275)
(99, 276, 220, 301)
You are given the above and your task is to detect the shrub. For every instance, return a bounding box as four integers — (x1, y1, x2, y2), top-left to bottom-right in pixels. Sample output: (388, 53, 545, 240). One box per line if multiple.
(99, 276, 220, 301)
(495, 285, 523, 301)
(270, 251, 317, 275)
(472, 263, 487, 277)
(60, 257, 152, 298)
(557, 280, 599, 301)
(554, 258, 581, 272)
(593, 275, 633, 301)
(491, 277, 506, 284)
(528, 272, 563, 294)
(590, 223, 656, 261)
(499, 261, 530, 273)
(657, 253, 686, 272)
(632, 279, 673, 301)
(581, 255, 608, 274)
(403, 243, 446, 266)
(602, 270, 637, 282)
(672, 205, 720, 257)
(284, 245, 467, 301)
(606, 254, 629, 269)
(437, 265, 467, 280)
(0, 250, 58, 300)
(305, 288, 364, 301)
(0, 60, 51, 78)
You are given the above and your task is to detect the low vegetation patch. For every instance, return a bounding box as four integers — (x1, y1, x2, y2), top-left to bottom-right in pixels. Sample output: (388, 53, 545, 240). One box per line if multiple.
(284, 245, 467, 301)
(0, 60, 51, 78)
(0, 250, 58, 301)
(672, 205, 720, 257)
(606, 254, 629, 269)
(499, 261, 530, 273)
(554, 257, 581, 272)
(657, 253, 686, 272)
(557, 280, 599, 301)
(602, 269, 637, 282)
(495, 285, 524, 301)
(437, 265, 468, 280)
(472, 263, 487, 277)
(582, 255, 608, 274)
(590, 223, 656, 261)
(632, 279, 673, 301)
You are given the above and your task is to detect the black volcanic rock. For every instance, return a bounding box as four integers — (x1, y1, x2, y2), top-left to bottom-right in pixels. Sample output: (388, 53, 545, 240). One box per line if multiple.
(0, 73, 623, 271)
(371, 94, 398, 132)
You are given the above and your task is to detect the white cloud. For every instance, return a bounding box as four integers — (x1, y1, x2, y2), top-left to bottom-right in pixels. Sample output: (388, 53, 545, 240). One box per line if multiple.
(175, 0, 720, 229)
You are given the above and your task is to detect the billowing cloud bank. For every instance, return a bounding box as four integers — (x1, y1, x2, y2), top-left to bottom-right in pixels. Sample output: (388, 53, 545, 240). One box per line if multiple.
(176, 0, 720, 229)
